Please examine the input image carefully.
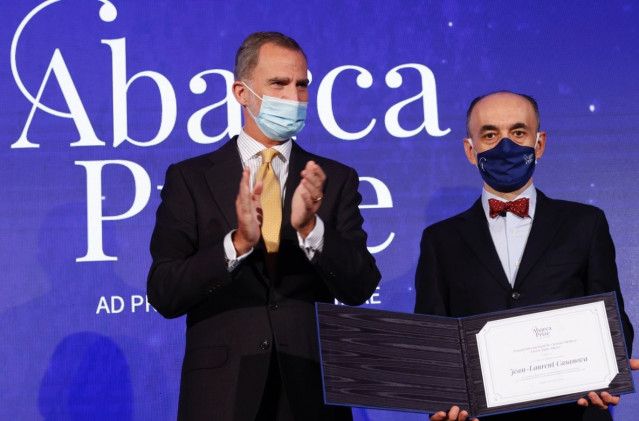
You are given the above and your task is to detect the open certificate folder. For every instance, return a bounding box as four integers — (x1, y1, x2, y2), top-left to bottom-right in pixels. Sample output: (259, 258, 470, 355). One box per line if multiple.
(316, 292, 634, 417)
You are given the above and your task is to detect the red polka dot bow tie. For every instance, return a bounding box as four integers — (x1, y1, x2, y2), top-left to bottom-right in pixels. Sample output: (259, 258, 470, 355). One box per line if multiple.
(488, 198, 530, 218)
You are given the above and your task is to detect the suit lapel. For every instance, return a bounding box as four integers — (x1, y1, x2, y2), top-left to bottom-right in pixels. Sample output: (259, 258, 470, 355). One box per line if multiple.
(457, 199, 512, 290)
(204, 137, 243, 230)
(513, 190, 563, 288)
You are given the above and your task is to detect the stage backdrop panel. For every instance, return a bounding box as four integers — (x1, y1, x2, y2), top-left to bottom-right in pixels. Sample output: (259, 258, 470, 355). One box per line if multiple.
(1, 1, 637, 420)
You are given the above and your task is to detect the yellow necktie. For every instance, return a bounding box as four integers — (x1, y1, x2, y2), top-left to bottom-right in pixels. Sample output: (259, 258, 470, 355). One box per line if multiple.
(257, 149, 282, 278)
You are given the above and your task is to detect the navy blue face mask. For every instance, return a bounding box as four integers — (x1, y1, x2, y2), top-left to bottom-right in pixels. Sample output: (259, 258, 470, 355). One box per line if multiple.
(472, 136, 538, 193)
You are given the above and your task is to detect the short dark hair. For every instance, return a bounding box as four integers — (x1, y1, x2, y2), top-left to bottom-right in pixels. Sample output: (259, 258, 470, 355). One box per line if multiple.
(466, 91, 540, 136)
(234, 32, 307, 81)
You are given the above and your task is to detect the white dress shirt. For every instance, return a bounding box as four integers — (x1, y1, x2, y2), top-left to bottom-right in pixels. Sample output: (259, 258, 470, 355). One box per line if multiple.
(223, 130, 325, 270)
(481, 184, 537, 287)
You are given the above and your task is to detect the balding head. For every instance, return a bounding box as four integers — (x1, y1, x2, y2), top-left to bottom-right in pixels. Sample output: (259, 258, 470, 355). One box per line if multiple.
(466, 91, 540, 136)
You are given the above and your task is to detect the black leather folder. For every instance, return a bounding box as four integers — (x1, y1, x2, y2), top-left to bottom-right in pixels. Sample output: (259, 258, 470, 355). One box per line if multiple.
(316, 292, 634, 417)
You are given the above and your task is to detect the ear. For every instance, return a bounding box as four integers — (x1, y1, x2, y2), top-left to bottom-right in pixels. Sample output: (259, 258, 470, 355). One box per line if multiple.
(535, 131, 546, 160)
(232, 81, 248, 106)
(464, 138, 477, 165)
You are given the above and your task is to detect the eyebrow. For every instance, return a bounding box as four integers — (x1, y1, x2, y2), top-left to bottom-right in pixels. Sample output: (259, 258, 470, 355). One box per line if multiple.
(267, 77, 291, 84)
(266, 77, 309, 86)
(478, 124, 499, 134)
(509, 122, 530, 130)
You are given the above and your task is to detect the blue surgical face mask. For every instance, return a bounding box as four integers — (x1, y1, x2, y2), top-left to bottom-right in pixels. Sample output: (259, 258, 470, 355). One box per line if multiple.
(469, 134, 539, 193)
(243, 82, 307, 142)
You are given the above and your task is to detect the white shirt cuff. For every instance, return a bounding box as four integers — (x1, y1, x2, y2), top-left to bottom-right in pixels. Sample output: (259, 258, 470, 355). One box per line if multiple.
(297, 215, 324, 260)
(224, 230, 253, 271)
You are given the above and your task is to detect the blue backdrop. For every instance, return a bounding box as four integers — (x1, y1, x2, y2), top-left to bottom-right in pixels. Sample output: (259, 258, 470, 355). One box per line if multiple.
(1, 1, 637, 419)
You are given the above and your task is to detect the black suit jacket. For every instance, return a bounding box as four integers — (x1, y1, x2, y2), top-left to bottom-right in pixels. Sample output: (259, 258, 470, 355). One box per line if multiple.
(148, 136, 381, 421)
(414, 190, 633, 421)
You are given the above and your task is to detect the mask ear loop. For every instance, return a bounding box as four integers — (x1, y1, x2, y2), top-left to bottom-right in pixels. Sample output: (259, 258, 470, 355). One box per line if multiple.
(242, 82, 263, 101)
(534, 132, 540, 164)
(467, 138, 480, 166)
(241, 82, 262, 121)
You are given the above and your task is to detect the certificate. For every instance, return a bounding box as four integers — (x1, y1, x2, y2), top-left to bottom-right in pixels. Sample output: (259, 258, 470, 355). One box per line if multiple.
(316, 292, 634, 417)
(476, 301, 619, 408)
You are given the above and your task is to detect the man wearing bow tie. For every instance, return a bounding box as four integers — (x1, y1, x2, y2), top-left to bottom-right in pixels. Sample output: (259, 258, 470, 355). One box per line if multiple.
(414, 91, 634, 421)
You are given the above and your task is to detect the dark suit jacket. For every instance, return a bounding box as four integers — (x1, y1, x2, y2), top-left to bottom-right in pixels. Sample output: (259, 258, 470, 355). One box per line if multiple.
(148, 136, 381, 421)
(414, 190, 634, 421)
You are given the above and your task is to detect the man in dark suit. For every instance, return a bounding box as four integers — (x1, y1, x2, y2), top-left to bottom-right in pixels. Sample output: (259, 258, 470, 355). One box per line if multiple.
(414, 91, 634, 421)
(147, 32, 381, 421)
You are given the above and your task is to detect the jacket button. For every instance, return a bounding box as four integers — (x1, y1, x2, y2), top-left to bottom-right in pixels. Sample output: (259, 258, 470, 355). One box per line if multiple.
(260, 340, 270, 350)
(270, 303, 279, 310)
(511, 292, 521, 300)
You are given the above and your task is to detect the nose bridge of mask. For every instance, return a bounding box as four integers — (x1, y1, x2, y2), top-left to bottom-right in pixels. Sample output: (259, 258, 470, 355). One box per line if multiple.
(501, 133, 540, 150)
(501, 137, 516, 151)
(264, 95, 308, 108)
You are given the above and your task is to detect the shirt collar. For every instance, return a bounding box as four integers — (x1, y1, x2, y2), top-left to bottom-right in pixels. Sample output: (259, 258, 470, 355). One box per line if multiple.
(237, 129, 292, 165)
(481, 183, 537, 222)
